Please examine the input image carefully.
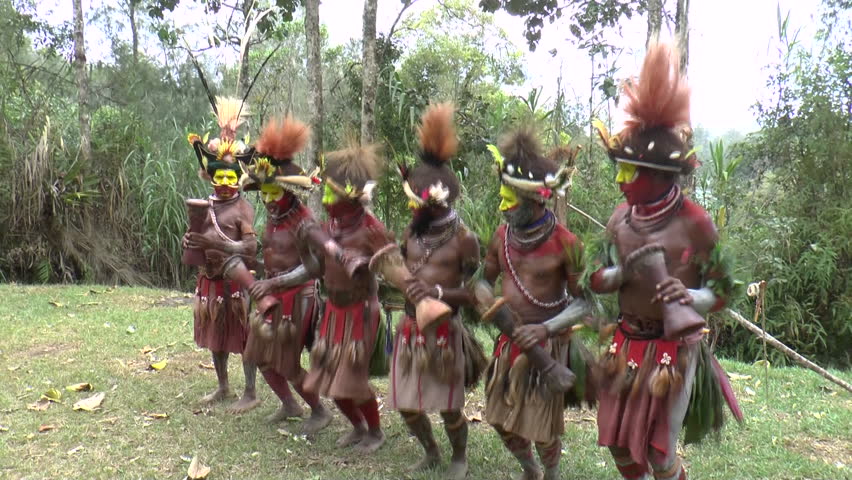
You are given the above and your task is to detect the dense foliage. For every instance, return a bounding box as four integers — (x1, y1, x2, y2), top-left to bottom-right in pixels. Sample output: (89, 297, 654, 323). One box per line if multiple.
(0, 0, 848, 366)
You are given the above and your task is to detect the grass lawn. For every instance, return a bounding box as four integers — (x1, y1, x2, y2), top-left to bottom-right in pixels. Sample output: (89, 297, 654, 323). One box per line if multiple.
(0, 284, 849, 480)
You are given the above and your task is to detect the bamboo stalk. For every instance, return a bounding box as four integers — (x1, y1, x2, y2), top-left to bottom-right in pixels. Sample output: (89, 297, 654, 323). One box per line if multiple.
(724, 308, 852, 394)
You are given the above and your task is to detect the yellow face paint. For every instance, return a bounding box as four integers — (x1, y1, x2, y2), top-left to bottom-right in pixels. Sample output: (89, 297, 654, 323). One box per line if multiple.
(322, 184, 338, 205)
(212, 169, 239, 187)
(498, 184, 519, 212)
(260, 183, 285, 204)
(615, 162, 639, 184)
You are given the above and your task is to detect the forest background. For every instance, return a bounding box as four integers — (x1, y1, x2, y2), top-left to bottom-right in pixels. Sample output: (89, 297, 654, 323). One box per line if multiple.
(0, 0, 849, 368)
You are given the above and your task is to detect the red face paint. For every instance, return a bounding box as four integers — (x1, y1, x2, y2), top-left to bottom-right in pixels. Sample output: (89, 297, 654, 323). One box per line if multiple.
(324, 200, 362, 219)
(619, 168, 673, 206)
(214, 184, 239, 199)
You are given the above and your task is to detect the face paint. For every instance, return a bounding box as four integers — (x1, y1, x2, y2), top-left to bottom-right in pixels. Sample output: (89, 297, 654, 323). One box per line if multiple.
(322, 184, 338, 206)
(498, 184, 519, 212)
(260, 183, 285, 204)
(618, 166, 673, 205)
(212, 169, 239, 186)
(615, 162, 639, 184)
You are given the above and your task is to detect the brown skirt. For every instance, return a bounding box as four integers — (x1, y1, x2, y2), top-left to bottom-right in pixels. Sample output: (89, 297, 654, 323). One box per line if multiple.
(243, 281, 317, 380)
(193, 275, 248, 354)
(303, 296, 379, 402)
(389, 314, 465, 412)
(485, 334, 568, 443)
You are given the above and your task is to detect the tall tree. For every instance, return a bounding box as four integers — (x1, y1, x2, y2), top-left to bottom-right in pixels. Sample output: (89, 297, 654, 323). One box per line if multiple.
(360, 0, 378, 145)
(674, 0, 690, 73)
(304, 0, 323, 212)
(72, 0, 91, 166)
(123, 0, 141, 65)
(646, 0, 662, 47)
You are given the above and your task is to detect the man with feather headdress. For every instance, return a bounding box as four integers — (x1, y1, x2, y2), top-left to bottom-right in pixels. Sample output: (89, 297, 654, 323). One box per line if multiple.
(183, 97, 261, 413)
(389, 103, 485, 479)
(238, 116, 332, 434)
(591, 42, 742, 480)
(482, 128, 593, 480)
(294, 139, 396, 454)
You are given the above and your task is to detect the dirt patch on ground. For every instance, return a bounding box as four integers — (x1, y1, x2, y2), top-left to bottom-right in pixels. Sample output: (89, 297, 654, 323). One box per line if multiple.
(22, 342, 78, 360)
(151, 294, 194, 308)
(786, 435, 851, 469)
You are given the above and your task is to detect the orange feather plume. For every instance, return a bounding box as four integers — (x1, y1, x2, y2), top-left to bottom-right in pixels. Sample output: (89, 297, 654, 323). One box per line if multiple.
(621, 42, 690, 135)
(255, 115, 311, 162)
(417, 102, 458, 165)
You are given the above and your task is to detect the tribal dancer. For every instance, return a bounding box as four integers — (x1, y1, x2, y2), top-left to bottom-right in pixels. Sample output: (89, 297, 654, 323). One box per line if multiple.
(184, 97, 260, 413)
(298, 141, 391, 454)
(591, 42, 742, 480)
(390, 104, 484, 479)
(483, 130, 593, 480)
(238, 116, 332, 433)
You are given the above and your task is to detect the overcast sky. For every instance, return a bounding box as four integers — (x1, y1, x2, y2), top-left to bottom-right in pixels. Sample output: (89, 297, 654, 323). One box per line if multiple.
(40, 0, 822, 135)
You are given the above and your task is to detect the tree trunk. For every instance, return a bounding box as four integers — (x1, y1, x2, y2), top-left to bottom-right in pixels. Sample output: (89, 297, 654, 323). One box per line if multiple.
(674, 0, 690, 74)
(127, 0, 139, 65)
(304, 0, 324, 213)
(360, 0, 378, 145)
(72, 0, 91, 167)
(646, 0, 663, 48)
(239, 0, 252, 97)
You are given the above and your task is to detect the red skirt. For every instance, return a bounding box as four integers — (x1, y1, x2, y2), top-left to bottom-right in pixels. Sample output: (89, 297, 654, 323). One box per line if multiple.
(193, 275, 248, 354)
(243, 281, 316, 379)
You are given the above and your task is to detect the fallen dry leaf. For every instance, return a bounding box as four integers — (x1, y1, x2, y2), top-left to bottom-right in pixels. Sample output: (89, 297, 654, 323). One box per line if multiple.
(198, 362, 214, 370)
(145, 412, 169, 420)
(48, 301, 65, 308)
(38, 424, 57, 433)
(28, 398, 51, 411)
(140, 346, 155, 355)
(149, 360, 168, 371)
(187, 456, 211, 479)
(65, 383, 93, 392)
(67, 445, 83, 455)
(73, 392, 105, 412)
(41, 388, 62, 403)
(0, 425, 9, 432)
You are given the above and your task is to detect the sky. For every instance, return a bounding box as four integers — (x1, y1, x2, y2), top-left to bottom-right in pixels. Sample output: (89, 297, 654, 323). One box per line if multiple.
(39, 0, 824, 135)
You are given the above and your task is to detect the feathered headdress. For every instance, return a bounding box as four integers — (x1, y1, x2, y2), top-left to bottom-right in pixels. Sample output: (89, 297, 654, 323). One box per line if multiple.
(187, 98, 255, 179)
(594, 42, 696, 174)
(323, 138, 383, 205)
(400, 103, 460, 208)
(487, 127, 579, 202)
(238, 116, 320, 197)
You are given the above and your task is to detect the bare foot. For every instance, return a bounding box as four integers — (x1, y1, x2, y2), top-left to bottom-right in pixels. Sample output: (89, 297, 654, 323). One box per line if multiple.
(514, 468, 544, 480)
(353, 429, 385, 454)
(406, 453, 440, 473)
(301, 406, 333, 435)
(447, 458, 468, 480)
(227, 392, 261, 414)
(199, 386, 234, 405)
(266, 398, 304, 424)
(336, 426, 366, 448)
(542, 467, 560, 480)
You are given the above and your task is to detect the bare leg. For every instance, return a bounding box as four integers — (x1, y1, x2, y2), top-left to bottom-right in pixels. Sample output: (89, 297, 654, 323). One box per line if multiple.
(401, 411, 440, 472)
(227, 360, 261, 413)
(354, 397, 385, 454)
(294, 380, 331, 434)
(262, 370, 304, 423)
(494, 425, 542, 480)
(334, 398, 367, 448)
(535, 438, 561, 480)
(650, 450, 686, 480)
(442, 410, 468, 480)
(200, 351, 234, 404)
(609, 446, 650, 480)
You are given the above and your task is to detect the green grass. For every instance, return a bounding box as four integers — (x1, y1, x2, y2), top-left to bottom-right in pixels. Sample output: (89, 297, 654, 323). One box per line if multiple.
(0, 284, 849, 480)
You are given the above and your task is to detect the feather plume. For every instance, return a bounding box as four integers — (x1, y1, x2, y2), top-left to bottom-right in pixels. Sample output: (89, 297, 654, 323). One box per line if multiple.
(621, 42, 690, 136)
(418, 102, 458, 165)
(255, 116, 311, 163)
(498, 127, 543, 167)
(215, 96, 249, 141)
(324, 138, 384, 189)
